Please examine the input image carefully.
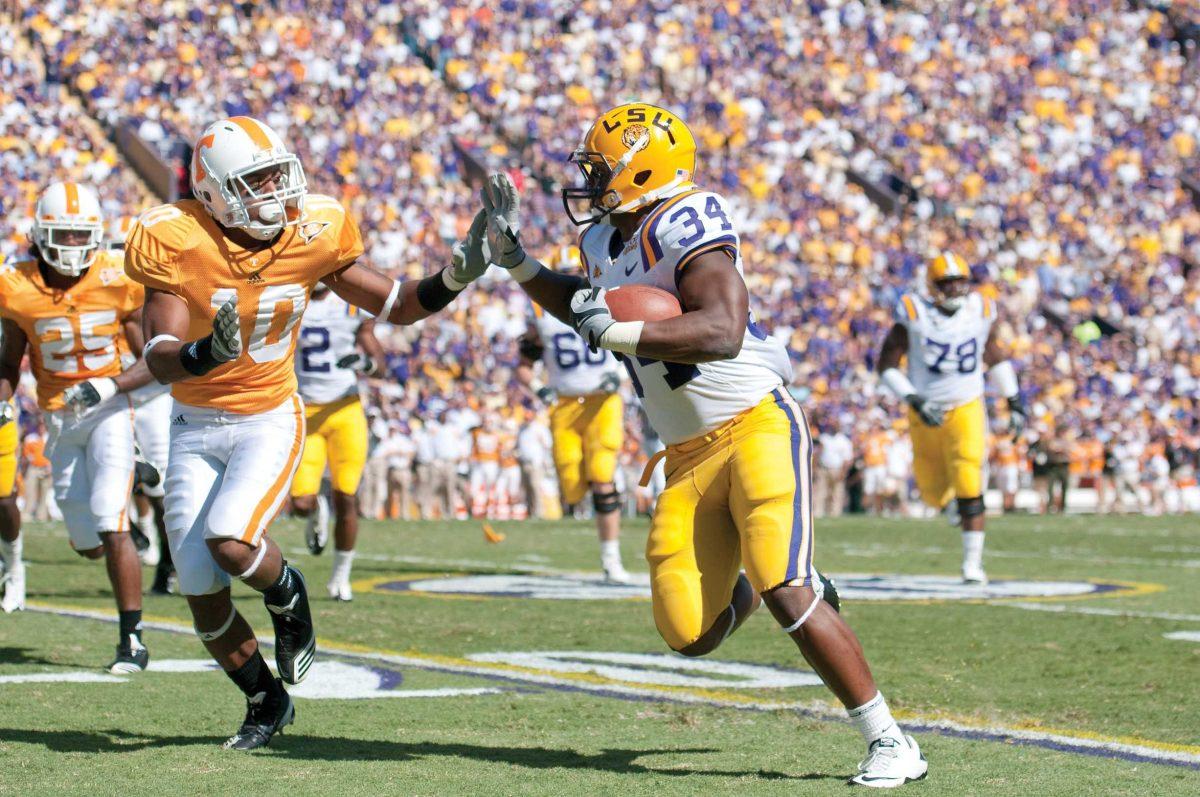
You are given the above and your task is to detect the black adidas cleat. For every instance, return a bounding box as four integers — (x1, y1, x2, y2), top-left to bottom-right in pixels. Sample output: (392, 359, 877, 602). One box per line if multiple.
(818, 571, 841, 613)
(108, 637, 150, 674)
(265, 566, 315, 684)
(223, 685, 294, 751)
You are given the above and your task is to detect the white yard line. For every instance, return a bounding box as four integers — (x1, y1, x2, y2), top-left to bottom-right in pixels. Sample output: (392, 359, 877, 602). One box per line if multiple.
(19, 602, 1200, 771)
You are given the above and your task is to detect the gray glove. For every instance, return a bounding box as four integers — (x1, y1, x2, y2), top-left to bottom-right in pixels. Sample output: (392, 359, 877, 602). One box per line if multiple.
(535, 386, 557, 404)
(481, 173, 527, 268)
(569, 286, 615, 351)
(908, 394, 945, 427)
(599, 373, 621, 394)
(448, 209, 491, 284)
(211, 295, 243, 362)
(337, 352, 379, 376)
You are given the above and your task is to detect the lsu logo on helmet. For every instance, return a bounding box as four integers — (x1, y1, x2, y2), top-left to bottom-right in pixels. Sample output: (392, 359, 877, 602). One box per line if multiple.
(562, 103, 697, 225)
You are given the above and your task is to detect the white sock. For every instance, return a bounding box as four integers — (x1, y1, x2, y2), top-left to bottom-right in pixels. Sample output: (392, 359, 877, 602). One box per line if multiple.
(0, 536, 19, 567)
(847, 691, 903, 745)
(962, 531, 985, 568)
(600, 539, 621, 564)
(138, 509, 155, 531)
(332, 549, 355, 583)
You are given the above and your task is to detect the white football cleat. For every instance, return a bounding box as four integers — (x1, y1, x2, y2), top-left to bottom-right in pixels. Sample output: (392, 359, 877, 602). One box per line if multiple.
(961, 562, 988, 585)
(139, 523, 161, 568)
(305, 495, 330, 555)
(1, 561, 24, 613)
(849, 734, 928, 788)
(602, 559, 632, 584)
(326, 575, 353, 602)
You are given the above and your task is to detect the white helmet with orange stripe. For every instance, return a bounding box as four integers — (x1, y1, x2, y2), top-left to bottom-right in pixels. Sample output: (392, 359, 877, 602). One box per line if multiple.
(191, 116, 307, 240)
(106, 215, 135, 250)
(925, 250, 971, 312)
(32, 182, 105, 276)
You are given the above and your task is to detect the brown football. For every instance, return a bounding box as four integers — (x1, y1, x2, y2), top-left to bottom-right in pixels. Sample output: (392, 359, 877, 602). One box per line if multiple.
(605, 285, 682, 322)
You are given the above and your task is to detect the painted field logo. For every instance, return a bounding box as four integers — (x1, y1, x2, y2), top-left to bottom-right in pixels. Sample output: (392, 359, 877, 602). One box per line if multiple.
(371, 572, 1151, 602)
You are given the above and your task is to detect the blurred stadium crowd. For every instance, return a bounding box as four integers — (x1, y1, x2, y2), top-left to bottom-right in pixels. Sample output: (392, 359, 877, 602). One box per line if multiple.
(3, 0, 1200, 517)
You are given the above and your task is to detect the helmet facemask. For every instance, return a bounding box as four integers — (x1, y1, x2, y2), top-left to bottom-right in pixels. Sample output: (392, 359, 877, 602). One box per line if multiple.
(34, 223, 103, 277)
(931, 277, 970, 312)
(562, 150, 618, 226)
(215, 155, 307, 240)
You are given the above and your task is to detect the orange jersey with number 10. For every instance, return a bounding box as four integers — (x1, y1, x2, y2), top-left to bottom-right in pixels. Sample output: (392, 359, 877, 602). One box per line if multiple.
(0, 252, 143, 411)
(124, 195, 364, 414)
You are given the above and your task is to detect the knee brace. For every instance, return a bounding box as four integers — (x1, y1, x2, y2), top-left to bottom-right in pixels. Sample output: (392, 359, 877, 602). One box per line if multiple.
(958, 495, 985, 519)
(196, 606, 237, 642)
(592, 490, 622, 514)
(779, 576, 826, 634)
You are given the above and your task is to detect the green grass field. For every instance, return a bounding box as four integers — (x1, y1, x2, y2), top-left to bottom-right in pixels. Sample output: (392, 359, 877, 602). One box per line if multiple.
(1, 513, 1199, 796)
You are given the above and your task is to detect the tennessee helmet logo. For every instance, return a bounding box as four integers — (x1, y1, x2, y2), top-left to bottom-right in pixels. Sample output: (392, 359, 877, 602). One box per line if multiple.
(192, 134, 216, 184)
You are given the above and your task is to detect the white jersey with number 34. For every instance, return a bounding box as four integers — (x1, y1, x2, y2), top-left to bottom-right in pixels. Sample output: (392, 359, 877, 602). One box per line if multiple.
(579, 188, 792, 445)
(894, 291, 995, 407)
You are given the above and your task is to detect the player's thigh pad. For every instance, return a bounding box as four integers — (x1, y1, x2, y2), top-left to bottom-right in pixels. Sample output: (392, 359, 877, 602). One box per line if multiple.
(290, 406, 329, 499)
(85, 402, 137, 532)
(647, 436, 741, 651)
(0, 419, 17, 498)
(582, 393, 623, 485)
(49, 420, 101, 551)
(207, 398, 304, 545)
(550, 399, 587, 505)
(946, 397, 986, 499)
(729, 390, 816, 591)
(325, 398, 369, 494)
(908, 409, 953, 508)
(163, 437, 231, 596)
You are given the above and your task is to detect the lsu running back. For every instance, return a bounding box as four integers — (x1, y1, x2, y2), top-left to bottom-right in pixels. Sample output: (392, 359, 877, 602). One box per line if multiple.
(877, 251, 1028, 584)
(482, 103, 928, 788)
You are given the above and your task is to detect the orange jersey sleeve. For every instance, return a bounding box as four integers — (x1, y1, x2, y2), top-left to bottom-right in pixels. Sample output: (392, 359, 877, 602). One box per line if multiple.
(0, 253, 138, 411)
(123, 197, 365, 414)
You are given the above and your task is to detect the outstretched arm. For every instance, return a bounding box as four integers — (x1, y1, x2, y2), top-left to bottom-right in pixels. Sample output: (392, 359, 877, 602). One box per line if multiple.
(63, 307, 157, 410)
(323, 209, 491, 326)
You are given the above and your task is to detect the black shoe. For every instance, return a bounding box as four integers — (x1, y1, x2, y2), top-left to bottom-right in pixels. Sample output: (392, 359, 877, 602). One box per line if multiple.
(223, 684, 294, 751)
(265, 566, 315, 684)
(132, 445, 162, 493)
(150, 567, 175, 596)
(108, 636, 150, 674)
(818, 572, 841, 613)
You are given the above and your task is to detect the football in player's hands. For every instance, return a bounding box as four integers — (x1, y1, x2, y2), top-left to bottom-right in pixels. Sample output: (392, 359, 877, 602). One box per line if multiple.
(604, 285, 682, 322)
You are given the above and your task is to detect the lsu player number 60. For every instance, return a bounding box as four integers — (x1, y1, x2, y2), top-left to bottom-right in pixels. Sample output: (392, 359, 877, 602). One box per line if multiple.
(125, 116, 491, 750)
(877, 252, 1027, 585)
(480, 104, 928, 788)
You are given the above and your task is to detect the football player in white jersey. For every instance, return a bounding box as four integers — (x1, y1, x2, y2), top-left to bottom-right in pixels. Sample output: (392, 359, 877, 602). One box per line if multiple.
(517, 277, 630, 582)
(877, 252, 1028, 584)
(480, 103, 927, 788)
(291, 285, 385, 601)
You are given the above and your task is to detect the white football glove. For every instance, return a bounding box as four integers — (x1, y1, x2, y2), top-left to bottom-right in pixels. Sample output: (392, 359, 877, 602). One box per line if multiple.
(448, 208, 491, 285)
(62, 377, 118, 412)
(569, 286, 616, 352)
(481, 173, 527, 268)
(211, 295, 243, 362)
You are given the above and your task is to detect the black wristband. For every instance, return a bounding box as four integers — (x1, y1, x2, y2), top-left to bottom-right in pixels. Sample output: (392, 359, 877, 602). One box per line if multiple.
(415, 268, 462, 313)
(179, 335, 223, 376)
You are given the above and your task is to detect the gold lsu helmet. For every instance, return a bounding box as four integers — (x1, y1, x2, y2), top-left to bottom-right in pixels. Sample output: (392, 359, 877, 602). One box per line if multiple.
(562, 102, 697, 225)
(925, 250, 971, 311)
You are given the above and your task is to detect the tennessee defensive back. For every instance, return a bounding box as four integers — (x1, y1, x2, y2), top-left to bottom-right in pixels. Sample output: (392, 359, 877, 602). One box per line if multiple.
(482, 103, 928, 788)
(0, 182, 156, 669)
(126, 116, 491, 750)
